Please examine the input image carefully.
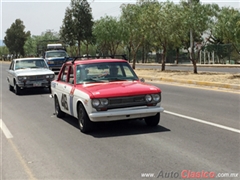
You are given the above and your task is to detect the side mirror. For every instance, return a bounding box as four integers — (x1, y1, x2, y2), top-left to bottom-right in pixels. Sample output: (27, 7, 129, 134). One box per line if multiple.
(140, 78, 145, 82)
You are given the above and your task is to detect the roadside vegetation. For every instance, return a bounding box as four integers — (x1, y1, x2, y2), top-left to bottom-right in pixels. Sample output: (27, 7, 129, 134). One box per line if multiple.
(1, 0, 240, 74)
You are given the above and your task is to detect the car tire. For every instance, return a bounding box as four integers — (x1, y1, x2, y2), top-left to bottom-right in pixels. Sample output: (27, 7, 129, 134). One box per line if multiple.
(145, 113, 160, 126)
(48, 86, 51, 93)
(78, 103, 93, 133)
(54, 96, 65, 118)
(9, 84, 14, 91)
(14, 83, 21, 95)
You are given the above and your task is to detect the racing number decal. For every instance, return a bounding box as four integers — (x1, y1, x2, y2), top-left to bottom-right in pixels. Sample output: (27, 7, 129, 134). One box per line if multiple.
(61, 93, 69, 110)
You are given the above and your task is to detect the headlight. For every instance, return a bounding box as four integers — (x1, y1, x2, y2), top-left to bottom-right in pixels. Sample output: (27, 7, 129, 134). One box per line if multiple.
(46, 74, 55, 79)
(145, 94, 152, 102)
(47, 61, 54, 64)
(92, 99, 100, 107)
(18, 76, 27, 81)
(100, 98, 108, 106)
(152, 94, 161, 102)
(92, 98, 109, 108)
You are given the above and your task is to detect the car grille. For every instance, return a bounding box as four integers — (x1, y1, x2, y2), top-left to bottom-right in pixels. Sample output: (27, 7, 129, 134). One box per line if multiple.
(28, 75, 46, 80)
(107, 95, 147, 109)
(55, 61, 64, 65)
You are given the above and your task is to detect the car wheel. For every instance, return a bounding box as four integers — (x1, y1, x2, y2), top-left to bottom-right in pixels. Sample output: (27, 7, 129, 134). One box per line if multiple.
(78, 103, 93, 133)
(9, 84, 14, 91)
(48, 86, 51, 93)
(14, 83, 21, 95)
(54, 96, 65, 118)
(145, 113, 160, 126)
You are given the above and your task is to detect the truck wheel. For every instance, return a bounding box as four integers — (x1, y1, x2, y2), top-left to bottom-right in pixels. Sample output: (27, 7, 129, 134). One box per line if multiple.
(78, 103, 92, 133)
(54, 96, 65, 118)
(145, 113, 160, 126)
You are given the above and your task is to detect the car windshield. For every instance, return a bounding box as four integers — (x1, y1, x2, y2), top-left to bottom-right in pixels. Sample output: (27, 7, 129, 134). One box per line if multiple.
(76, 62, 139, 84)
(46, 51, 67, 58)
(15, 59, 48, 70)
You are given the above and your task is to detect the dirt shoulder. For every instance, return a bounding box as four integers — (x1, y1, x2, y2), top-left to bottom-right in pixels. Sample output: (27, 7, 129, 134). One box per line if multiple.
(134, 69, 240, 89)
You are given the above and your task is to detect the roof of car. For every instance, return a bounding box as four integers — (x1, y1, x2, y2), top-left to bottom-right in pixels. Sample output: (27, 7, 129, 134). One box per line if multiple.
(65, 58, 128, 65)
(13, 57, 44, 61)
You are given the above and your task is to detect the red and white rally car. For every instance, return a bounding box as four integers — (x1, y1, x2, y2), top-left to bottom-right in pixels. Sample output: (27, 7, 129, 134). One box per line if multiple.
(50, 56, 164, 133)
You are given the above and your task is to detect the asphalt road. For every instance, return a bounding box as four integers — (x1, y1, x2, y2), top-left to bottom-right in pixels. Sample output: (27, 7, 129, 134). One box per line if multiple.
(134, 64, 240, 73)
(1, 63, 240, 180)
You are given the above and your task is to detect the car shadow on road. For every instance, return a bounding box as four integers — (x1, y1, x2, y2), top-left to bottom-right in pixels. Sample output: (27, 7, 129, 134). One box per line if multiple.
(60, 115, 170, 138)
(11, 88, 50, 96)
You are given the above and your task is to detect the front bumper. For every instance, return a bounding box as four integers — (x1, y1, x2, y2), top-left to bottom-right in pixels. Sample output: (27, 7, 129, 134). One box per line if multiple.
(49, 66, 62, 71)
(17, 80, 51, 88)
(88, 106, 164, 122)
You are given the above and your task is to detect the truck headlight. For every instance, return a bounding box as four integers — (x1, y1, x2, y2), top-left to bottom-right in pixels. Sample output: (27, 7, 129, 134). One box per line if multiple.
(47, 61, 54, 64)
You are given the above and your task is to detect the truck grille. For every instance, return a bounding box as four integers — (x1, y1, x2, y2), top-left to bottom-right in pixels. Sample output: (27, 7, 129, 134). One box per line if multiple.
(49, 60, 64, 65)
(107, 95, 147, 109)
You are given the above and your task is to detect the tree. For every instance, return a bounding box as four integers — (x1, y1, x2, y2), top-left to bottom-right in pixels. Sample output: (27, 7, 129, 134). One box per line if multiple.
(211, 7, 240, 54)
(34, 30, 61, 56)
(180, 0, 219, 73)
(93, 16, 125, 56)
(4, 19, 30, 57)
(120, 2, 146, 69)
(143, 0, 183, 70)
(60, 0, 94, 56)
(60, 7, 76, 47)
(24, 36, 36, 56)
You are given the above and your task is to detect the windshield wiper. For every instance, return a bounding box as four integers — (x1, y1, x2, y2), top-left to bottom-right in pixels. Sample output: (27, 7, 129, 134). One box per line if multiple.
(29, 66, 41, 68)
(108, 77, 128, 81)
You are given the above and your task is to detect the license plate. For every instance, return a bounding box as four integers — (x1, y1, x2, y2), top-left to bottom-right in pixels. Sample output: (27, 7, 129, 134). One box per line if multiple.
(33, 82, 42, 87)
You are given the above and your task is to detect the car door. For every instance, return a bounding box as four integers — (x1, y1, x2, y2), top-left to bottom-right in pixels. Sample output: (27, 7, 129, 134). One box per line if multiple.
(56, 65, 75, 115)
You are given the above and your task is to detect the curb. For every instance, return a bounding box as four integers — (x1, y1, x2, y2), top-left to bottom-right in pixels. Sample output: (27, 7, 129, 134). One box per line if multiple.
(141, 75, 240, 90)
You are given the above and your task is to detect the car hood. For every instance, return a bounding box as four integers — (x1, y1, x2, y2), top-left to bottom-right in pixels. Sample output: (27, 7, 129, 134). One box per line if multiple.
(78, 81, 161, 98)
(15, 68, 54, 76)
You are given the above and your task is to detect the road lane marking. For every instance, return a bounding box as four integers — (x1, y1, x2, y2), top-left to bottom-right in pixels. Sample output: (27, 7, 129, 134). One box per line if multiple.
(8, 139, 37, 180)
(0, 119, 13, 138)
(164, 110, 240, 134)
(0, 119, 37, 179)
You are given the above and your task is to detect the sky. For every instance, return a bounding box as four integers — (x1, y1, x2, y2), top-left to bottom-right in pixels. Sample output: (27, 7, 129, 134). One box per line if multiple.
(0, 0, 239, 44)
